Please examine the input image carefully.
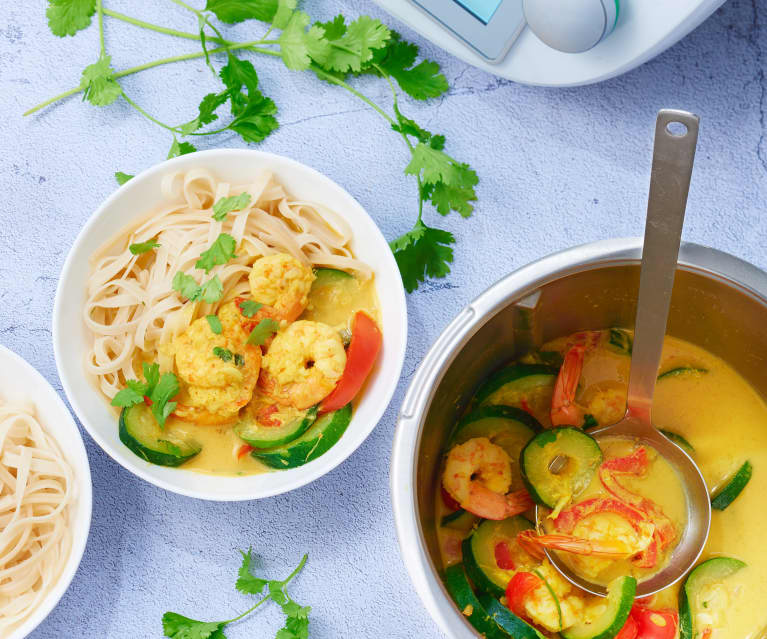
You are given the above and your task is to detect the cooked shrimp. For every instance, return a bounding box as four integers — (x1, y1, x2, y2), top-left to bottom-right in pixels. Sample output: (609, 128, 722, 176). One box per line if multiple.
(521, 561, 587, 632)
(550, 331, 602, 426)
(248, 254, 315, 322)
(259, 320, 346, 409)
(442, 438, 534, 520)
(599, 447, 678, 567)
(172, 302, 261, 423)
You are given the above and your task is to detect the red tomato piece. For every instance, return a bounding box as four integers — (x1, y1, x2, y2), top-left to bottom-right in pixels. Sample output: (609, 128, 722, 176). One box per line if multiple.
(615, 614, 638, 639)
(494, 542, 516, 570)
(441, 486, 461, 511)
(319, 311, 382, 414)
(505, 572, 541, 619)
(237, 444, 254, 459)
(630, 605, 678, 639)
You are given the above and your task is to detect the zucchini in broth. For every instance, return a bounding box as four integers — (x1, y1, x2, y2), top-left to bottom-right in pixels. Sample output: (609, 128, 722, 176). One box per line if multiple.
(436, 328, 766, 638)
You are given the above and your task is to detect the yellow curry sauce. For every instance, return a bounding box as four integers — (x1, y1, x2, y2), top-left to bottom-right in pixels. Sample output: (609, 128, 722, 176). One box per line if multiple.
(436, 332, 767, 638)
(151, 273, 379, 476)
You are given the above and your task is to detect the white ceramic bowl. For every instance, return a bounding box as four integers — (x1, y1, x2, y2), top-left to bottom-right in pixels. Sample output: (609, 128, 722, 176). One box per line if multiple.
(0, 345, 92, 639)
(53, 149, 407, 501)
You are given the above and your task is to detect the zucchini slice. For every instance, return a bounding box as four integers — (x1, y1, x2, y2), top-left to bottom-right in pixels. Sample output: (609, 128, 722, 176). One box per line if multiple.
(657, 366, 708, 380)
(607, 328, 633, 355)
(521, 428, 602, 510)
(561, 575, 636, 639)
(451, 405, 541, 490)
(235, 407, 317, 449)
(251, 404, 352, 469)
(711, 461, 752, 511)
(440, 509, 479, 533)
(478, 593, 545, 639)
(462, 517, 535, 598)
(312, 267, 353, 288)
(660, 429, 695, 456)
(119, 404, 201, 467)
(476, 364, 559, 405)
(475, 364, 558, 426)
(444, 564, 506, 639)
(679, 557, 746, 639)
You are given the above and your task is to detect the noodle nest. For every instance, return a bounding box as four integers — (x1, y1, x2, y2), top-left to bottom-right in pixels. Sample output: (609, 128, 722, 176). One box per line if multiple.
(85, 169, 371, 399)
(0, 400, 75, 633)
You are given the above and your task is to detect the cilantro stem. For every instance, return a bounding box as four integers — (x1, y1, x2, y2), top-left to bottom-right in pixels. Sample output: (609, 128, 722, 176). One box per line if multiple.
(97, 0, 106, 57)
(121, 93, 178, 132)
(224, 554, 308, 625)
(310, 64, 396, 127)
(103, 8, 228, 44)
(23, 42, 279, 116)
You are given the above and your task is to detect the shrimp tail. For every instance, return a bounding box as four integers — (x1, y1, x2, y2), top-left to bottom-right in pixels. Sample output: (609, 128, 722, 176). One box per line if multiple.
(551, 344, 586, 427)
(464, 485, 534, 520)
(516, 529, 632, 558)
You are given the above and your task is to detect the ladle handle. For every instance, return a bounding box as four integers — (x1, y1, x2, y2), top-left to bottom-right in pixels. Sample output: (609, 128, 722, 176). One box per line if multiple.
(626, 110, 699, 422)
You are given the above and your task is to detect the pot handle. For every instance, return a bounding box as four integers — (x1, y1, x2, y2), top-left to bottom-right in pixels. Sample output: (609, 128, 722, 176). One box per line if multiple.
(399, 305, 477, 421)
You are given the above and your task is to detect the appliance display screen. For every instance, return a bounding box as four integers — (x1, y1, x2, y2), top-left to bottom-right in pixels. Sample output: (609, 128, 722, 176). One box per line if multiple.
(452, 0, 503, 23)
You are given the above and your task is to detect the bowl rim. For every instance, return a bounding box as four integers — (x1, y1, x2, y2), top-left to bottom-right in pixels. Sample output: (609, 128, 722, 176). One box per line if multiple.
(0, 344, 93, 639)
(391, 237, 767, 638)
(53, 148, 408, 501)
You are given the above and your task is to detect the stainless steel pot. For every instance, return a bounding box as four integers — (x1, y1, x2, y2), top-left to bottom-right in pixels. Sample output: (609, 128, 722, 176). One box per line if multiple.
(391, 238, 767, 638)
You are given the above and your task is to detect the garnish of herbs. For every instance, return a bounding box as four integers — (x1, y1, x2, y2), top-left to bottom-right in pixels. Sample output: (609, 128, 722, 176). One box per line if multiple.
(32, 0, 480, 292)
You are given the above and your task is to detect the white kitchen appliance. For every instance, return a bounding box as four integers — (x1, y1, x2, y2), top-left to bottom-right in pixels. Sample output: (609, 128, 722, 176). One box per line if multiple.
(373, 0, 727, 86)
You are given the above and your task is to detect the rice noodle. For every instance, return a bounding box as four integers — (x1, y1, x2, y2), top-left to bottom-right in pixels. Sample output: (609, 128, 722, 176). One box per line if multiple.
(0, 400, 74, 633)
(85, 168, 372, 399)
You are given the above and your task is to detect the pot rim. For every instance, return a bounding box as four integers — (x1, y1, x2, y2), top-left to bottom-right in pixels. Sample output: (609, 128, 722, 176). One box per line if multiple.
(391, 237, 767, 638)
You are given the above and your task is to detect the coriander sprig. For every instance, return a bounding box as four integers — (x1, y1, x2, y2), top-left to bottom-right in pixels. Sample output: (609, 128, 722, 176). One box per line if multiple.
(162, 549, 310, 639)
(31, 0, 480, 292)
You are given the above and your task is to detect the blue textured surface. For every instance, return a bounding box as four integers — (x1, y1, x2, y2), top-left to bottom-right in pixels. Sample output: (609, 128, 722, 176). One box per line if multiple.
(1, 1, 766, 637)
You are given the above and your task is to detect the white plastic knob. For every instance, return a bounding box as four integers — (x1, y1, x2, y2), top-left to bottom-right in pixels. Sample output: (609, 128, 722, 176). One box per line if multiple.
(523, 0, 619, 53)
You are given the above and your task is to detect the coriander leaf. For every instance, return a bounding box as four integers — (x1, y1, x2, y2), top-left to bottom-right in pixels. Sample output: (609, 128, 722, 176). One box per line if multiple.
(377, 33, 448, 101)
(391, 222, 454, 292)
(46, 0, 95, 37)
(279, 12, 330, 71)
(129, 239, 160, 255)
(196, 233, 238, 273)
(115, 171, 134, 185)
(271, 0, 297, 30)
(314, 15, 346, 41)
(168, 139, 198, 159)
(110, 386, 145, 408)
(150, 372, 180, 428)
(247, 319, 280, 345)
(229, 93, 279, 143)
(323, 16, 390, 73)
(80, 55, 122, 107)
(142, 362, 160, 390)
(430, 134, 446, 151)
(430, 181, 477, 218)
(200, 275, 224, 303)
(268, 581, 288, 605)
(206, 315, 223, 334)
(172, 272, 202, 301)
(212, 193, 251, 221)
(234, 353, 245, 366)
(236, 548, 267, 595)
(405, 143, 478, 188)
(220, 54, 260, 105)
(238, 300, 263, 318)
(281, 601, 310, 619)
(179, 91, 229, 135)
(276, 614, 309, 639)
(162, 612, 226, 639)
(213, 346, 233, 362)
(204, 0, 277, 24)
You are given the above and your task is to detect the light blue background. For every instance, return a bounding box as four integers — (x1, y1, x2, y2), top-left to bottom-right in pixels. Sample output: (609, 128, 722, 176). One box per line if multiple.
(1, 1, 766, 637)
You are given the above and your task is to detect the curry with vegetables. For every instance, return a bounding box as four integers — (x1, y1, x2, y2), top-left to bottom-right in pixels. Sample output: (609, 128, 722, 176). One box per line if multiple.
(437, 330, 764, 639)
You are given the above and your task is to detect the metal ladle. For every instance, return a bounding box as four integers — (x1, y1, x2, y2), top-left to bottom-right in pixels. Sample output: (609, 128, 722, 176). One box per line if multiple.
(540, 110, 711, 597)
